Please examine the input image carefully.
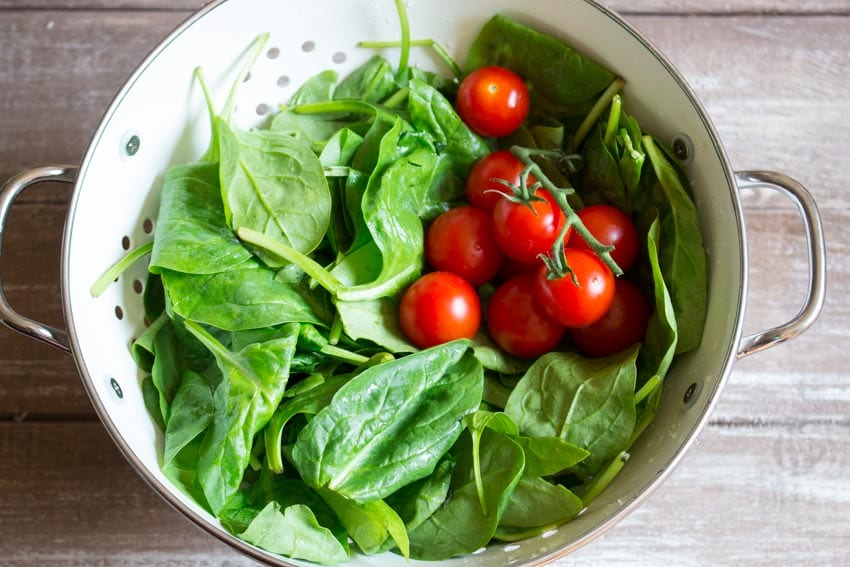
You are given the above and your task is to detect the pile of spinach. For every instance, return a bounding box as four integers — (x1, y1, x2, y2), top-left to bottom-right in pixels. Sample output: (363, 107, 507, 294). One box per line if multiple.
(97, 7, 708, 565)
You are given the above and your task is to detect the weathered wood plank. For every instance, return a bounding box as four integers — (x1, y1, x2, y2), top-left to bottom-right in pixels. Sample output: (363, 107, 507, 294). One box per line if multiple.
(0, 12, 847, 210)
(1, 420, 847, 564)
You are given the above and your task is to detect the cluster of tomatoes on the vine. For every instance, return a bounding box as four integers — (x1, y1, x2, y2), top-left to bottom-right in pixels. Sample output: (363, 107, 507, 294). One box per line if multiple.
(398, 66, 651, 359)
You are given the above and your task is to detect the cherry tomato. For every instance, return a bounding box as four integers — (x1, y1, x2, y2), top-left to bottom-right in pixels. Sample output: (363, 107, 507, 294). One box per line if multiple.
(425, 206, 503, 287)
(568, 204, 640, 273)
(492, 189, 568, 264)
(466, 150, 536, 212)
(486, 274, 565, 358)
(456, 66, 530, 138)
(498, 256, 540, 281)
(534, 248, 615, 328)
(569, 278, 651, 357)
(399, 272, 481, 349)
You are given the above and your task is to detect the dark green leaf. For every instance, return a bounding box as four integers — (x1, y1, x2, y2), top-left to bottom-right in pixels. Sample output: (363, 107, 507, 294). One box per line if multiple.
(291, 340, 483, 502)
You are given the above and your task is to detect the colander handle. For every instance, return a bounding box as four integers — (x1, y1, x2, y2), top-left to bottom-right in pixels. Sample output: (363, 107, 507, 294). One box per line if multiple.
(735, 170, 826, 359)
(0, 165, 78, 354)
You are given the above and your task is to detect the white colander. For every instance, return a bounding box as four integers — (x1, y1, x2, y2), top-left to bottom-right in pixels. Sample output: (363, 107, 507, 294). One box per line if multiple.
(0, 0, 826, 565)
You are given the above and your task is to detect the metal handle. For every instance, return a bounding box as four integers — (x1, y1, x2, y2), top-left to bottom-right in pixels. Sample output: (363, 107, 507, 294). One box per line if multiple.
(0, 165, 78, 353)
(735, 170, 826, 359)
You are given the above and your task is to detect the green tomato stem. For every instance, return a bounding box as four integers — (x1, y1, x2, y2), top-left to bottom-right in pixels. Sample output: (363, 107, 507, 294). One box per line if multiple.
(509, 146, 623, 279)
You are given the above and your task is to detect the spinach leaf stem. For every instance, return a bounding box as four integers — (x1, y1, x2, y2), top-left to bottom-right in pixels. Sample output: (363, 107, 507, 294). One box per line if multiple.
(393, 0, 411, 78)
(567, 78, 625, 154)
(579, 451, 629, 506)
(90, 241, 154, 297)
(237, 227, 343, 296)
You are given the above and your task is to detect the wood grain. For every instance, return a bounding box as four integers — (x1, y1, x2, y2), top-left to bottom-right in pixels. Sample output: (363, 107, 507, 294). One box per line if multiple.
(1, 420, 847, 564)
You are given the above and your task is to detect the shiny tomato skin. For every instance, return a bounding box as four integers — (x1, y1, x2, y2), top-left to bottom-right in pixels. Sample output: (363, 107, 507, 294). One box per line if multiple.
(425, 206, 503, 287)
(534, 248, 616, 328)
(486, 274, 565, 358)
(456, 66, 530, 138)
(568, 204, 640, 273)
(399, 272, 481, 349)
(569, 278, 651, 357)
(492, 189, 568, 264)
(466, 150, 535, 212)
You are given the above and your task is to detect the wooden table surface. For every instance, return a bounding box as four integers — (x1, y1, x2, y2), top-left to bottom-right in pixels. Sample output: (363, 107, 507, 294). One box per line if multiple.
(1, 0, 847, 565)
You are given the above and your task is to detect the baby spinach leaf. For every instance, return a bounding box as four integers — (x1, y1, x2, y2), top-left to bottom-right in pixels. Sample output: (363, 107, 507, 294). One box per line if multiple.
(218, 123, 331, 263)
(160, 262, 322, 332)
(511, 436, 590, 478)
(639, 136, 707, 354)
(291, 340, 483, 503)
(334, 55, 398, 104)
(334, 295, 415, 353)
(577, 125, 630, 214)
(163, 370, 213, 467)
(186, 321, 299, 514)
(238, 502, 349, 565)
(505, 347, 639, 477)
(384, 455, 454, 537)
(465, 14, 615, 109)
(498, 476, 583, 530)
(264, 374, 350, 474)
(149, 162, 252, 275)
(407, 428, 524, 560)
(317, 489, 409, 557)
(638, 213, 679, 383)
(141, 376, 165, 431)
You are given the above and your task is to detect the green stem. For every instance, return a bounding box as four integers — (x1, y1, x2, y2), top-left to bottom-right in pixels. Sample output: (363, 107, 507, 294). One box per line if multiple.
(358, 39, 463, 80)
(90, 241, 154, 297)
(509, 146, 623, 278)
(328, 313, 343, 346)
(393, 0, 411, 78)
(221, 33, 270, 123)
(634, 374, 661, 406)
(567, 77, 625, 154)
(236, 227, 343, 295)
(603, 94, 622, 149)
(580, 451, 629, 507)
(382, 86, 409, 109)
(293, 99, 378, 116)
(319, 343, 369, 366)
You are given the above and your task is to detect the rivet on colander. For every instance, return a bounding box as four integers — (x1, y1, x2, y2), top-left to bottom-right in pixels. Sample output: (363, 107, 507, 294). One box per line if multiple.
(672, 134, 694, 165)
(110, 378, 124, 399)
(683, 381, 702, 405)
(125, 134, 140, 157)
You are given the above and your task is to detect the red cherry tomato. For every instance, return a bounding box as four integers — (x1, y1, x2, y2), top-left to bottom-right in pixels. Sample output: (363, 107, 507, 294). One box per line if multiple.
(466, 150, 536, 212)
(492, 189, 568, 264)
(568, 204, 640, 273)
(425, 206, 503, 287)
(456, 66, 530, 138)
(534, 248, 615, 328)
(486, 274, 565, 358)
(569, 279, 651, 357)
(399, 272, 481, 349)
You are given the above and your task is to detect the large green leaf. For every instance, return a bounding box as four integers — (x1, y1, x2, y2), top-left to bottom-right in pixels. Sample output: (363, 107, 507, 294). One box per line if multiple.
(291, 340, 483, 502)
(505, 347, 639, 476)
(186, 321, 299, 514)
